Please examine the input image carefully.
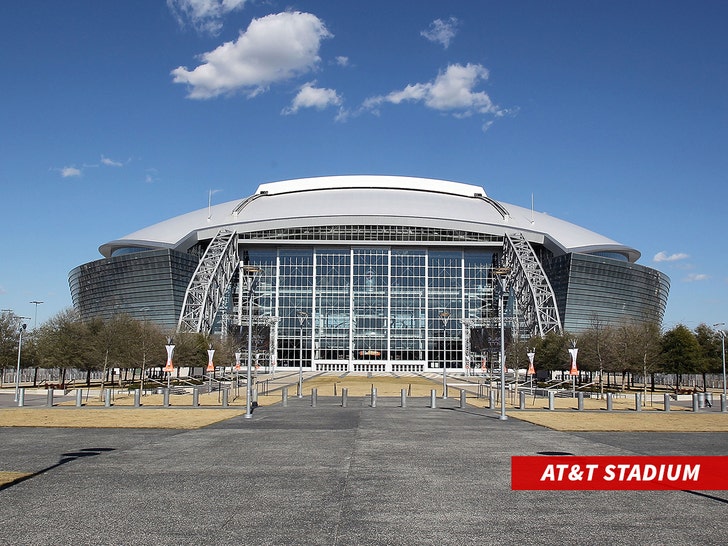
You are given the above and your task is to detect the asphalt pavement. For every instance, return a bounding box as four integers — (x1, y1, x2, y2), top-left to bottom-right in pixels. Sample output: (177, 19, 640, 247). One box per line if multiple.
(1, 395, 727, 545)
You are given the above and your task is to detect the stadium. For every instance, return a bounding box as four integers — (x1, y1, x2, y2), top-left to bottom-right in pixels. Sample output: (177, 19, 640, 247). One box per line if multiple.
(69, 175, 669, 373)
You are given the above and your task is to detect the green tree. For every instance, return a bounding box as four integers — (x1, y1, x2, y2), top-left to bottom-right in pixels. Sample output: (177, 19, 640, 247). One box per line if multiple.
(660, 324, 701, 392)
(35, 308, 93, 384)
(694, 323, 722, 391)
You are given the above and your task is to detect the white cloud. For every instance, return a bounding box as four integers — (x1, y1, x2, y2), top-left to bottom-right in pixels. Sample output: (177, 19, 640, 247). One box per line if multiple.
(363, 63, 504, 117)
(60, 166, 82, 178)
(171, 11, 332, 99)
(282, 81, 342, 115)
(335, 56, 349, 67)
(684, 273, 709, 282)
(101, 155, 123, 167)
(421, 17, 459, 49)
(653, 251, 690, 262)
(167, 0, 247, 35)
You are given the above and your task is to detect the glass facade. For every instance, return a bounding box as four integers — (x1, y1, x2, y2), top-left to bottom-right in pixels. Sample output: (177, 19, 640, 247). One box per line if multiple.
(69, 249, 199, 330)
(235, 246, 498, 372)
(545, 253, 670, 333)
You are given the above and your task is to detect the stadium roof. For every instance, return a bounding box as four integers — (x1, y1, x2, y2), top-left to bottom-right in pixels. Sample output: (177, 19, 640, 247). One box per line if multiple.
(100, 175, 640, 262)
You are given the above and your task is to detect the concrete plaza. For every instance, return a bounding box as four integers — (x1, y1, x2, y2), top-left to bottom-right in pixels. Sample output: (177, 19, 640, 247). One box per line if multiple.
(1, 394, 727, 545)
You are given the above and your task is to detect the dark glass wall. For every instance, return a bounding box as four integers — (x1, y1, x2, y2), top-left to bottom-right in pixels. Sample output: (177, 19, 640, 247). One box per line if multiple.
(69, 249, 198, 330)
(545, 253, 670, 332)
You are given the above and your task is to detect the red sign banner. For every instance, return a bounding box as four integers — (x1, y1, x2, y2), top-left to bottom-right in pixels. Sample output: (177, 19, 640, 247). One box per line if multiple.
(511, 456, 728, 490)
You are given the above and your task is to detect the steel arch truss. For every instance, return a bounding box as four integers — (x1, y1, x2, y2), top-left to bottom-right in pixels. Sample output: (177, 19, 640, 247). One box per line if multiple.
(501, 232, 562, 337)
(178, 229, 239, 335)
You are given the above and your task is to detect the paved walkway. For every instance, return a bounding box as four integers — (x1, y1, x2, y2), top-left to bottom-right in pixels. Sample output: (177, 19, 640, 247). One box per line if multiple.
(1, 398, 727, 545)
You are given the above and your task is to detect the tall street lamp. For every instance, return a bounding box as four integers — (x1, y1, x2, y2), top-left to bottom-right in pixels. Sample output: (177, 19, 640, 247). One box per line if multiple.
(713, 323, 726, 402)
(14, 322, 27, 402)
(526, 348, 536, 389)
(439, 311, 450, 399)
(30, 300, 43, 329)
(493, 267, 511, 421)
(243, 265, 262, 419)
(297, 310, 308, 398)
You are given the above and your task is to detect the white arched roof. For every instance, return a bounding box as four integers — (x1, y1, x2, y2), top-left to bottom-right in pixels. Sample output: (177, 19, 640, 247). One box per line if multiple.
(100, 175, 640, 262)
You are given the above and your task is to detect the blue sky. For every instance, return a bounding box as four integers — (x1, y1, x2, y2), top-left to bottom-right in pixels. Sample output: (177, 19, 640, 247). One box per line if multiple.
(1, 0, 726, 331)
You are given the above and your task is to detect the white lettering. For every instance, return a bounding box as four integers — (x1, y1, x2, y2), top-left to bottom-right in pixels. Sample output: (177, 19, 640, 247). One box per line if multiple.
(604, 465, 615, 481)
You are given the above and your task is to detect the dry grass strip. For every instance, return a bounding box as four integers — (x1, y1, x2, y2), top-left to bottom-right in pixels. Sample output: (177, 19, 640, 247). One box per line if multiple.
(0, 472, 31, 488)
(510, 411, 728, 432)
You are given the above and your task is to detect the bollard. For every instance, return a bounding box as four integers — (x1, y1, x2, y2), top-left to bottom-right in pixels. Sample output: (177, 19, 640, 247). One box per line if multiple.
(311, 388, 318, 407)
(460, 389, 467, 409)
(134, 388, 141, 408)
(697, 392, 705, 409)
(76, 389, 83, 408)
(342, 388, 348, 408)
(252, 388, 258, 405)
(577, 392, 584, 411)
(430, 389, 437, 409)
(664, 392, 671, 412)
(692, 393, 699, 412)
(606, 393, 613, 412)
(18, 387, 25, 407)
(519, 390, 526, 410)
(282, 387, 288, 407)
(371, 387, 377, 408)
(634, 393, 642, 412)
(222, 387, 229, 408)
(706, 392, 713, 408)
(489, 391, 495, 410)
(47, 389, 54, 408)
(163, 388, 170, 408)
(721, 394, 727, 413)
(548, 391, 555, 411)
(104, 388, 111, 408)
(400, 388, 406, 408)
(192, 386, 199, 407)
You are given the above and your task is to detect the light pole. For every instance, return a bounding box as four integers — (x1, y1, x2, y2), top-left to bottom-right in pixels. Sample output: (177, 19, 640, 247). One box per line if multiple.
(235, 351, 242, 396)
(297, 310, 308, 398)
(713, 323, 726, 401)
(164, 338, 175, 390)
(493, 267, 511, 421)
(527, 348, 536, 389)
(568, 340, 579, 397)
(243, 266, 262, 419)
(439, 311, 450, 398)
(14, 322, 27, 402)
(30, 301, 43, 329)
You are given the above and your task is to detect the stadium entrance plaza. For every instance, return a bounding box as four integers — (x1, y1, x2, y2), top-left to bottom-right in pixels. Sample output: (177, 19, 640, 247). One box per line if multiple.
(1, 374, 727, 545)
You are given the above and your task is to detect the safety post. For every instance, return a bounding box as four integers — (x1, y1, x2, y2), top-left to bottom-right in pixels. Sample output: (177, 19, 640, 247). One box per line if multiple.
(430, 389, 437, 409)
(400, 388, 407, 408)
